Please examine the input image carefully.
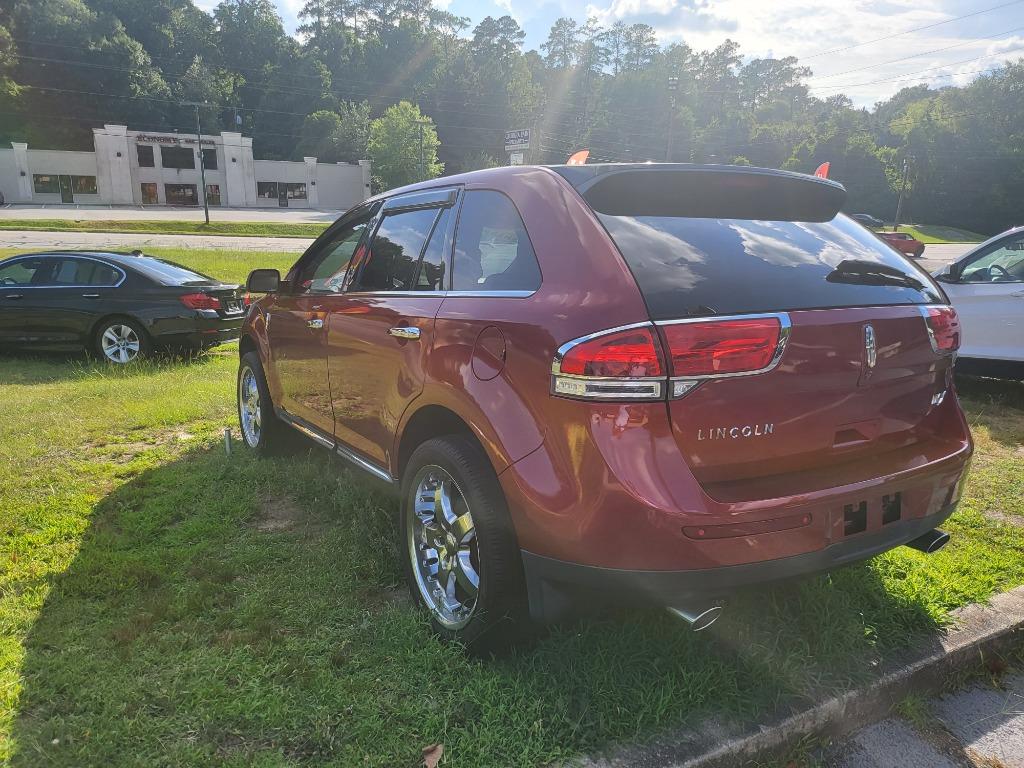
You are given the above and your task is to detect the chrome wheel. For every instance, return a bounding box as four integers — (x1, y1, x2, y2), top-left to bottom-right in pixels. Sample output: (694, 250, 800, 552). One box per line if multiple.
(100, 323, 141, 364)
(408, 465, 480, 630)
(238, 365, 262, 447)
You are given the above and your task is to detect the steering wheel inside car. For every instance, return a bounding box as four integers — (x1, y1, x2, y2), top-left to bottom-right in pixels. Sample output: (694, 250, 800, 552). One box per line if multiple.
(1, 277, 17, 286)
(989, 263, 1013, 281)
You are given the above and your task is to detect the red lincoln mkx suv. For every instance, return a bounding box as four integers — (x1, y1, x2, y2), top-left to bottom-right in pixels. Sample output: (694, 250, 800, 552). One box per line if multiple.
(238, 164, 972, 651)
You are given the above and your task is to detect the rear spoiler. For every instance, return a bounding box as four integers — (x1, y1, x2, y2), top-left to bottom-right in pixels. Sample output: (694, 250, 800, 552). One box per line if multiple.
(553, 164, 847, 223)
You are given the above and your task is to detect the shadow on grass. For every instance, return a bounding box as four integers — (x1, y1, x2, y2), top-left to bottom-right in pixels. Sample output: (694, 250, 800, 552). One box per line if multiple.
(9, 443, 949, 767)
(0, 347, 234, 386)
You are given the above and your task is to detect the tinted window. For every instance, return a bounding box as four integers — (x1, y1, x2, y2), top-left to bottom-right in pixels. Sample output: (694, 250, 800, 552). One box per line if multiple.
(129, 258, 217, 286)
(33, 175, 59, 194)
(296, 204, 380, 294)
(354, 208, 439, 292)
(201, 148, 217, 170)
(71, 176, 97, 195)
(960, 235, 1024, 283)
(50, 258, 121, 286)
(137, 145, 155, 167)
(0, 258, 48, 286)
(417, 207, 451, 291)
(597, 213, 943, 319)
(161, 146, 195, 169)
(452, 191, 540, 291)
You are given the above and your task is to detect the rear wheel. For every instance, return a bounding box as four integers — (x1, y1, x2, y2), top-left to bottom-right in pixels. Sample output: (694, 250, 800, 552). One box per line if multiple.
(400, 436, 528, 654)
(237, 351, 288, 454)
(94, 317, 150, 364)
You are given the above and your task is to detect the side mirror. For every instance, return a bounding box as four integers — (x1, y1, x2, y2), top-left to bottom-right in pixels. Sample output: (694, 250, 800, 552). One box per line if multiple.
(934, 265, 958, 284)
(247, 268, 281, 293)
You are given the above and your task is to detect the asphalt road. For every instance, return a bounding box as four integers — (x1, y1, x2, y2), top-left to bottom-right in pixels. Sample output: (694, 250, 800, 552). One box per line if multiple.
(0, 203, 341, 223)
(0, 230, 978, 264)
(823, 672, 1024, 767)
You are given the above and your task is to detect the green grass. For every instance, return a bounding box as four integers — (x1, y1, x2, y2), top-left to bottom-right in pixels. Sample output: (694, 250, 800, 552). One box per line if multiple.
(1, 252, 1023, 766)
(0, 219, 328, 239)
(890, 225, 987, 244)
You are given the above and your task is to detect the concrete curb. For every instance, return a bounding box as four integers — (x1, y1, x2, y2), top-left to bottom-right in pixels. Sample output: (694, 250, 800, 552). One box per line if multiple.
(577, 586, 1024, 768)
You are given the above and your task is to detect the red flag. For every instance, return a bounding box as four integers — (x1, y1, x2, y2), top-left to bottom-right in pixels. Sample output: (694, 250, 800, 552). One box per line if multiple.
(567, 150, 590, 166)
(814, 162, 830, 179)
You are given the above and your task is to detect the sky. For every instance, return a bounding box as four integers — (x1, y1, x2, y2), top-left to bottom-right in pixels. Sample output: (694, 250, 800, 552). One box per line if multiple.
(194, 0, 1024, 108)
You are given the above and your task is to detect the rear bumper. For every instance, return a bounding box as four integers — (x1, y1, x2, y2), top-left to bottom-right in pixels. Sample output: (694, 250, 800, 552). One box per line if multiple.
(151, 313, 244, 349)
(521, 502, 956, 623)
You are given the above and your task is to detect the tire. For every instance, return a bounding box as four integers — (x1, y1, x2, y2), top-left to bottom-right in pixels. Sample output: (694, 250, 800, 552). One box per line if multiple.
(93, 317, 151, 364)
(400, 435, 529, 655)
(237, 351, 288, 455)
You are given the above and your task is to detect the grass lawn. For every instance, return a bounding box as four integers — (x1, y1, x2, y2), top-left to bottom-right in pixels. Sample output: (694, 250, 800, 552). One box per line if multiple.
(0, 219, 327, 239)
(1, 250, 1023, 766)
(890, 225, 987, 244)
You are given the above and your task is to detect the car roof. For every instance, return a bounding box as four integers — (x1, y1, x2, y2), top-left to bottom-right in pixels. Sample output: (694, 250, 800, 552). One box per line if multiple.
(1, 250, 151, 266)
(955, 225, 1024, 262)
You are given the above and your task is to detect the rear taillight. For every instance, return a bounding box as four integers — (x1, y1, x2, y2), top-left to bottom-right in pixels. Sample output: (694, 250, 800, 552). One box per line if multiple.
(179, 292, 221, 310)
(551, 314, 790, 401)
(552, 325, 665, 400)
(243, 292, 252, 306)
(921, 305, 960, 355)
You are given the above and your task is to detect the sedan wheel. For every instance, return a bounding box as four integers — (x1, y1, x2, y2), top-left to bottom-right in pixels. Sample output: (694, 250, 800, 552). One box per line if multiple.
(407, 465, 481, 630)
(96, 320, 148, 364)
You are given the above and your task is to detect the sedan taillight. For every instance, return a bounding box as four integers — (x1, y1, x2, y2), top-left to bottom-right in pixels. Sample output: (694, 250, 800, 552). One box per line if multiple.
(179, 292, 221, 310)
(922, 305, 960, 354)
(552, 314, 790, 401)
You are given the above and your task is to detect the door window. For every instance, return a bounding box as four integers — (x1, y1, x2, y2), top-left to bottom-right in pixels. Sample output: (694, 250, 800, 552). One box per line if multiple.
(0, 258, 49, 286)
(295, 204, 380, 294)
(50, 258, 122, 287)
(416, 207, 452, 291)
(960, 237, 1024, 283)
(452, 190, 541, 291)
(353, 207, 440, 292)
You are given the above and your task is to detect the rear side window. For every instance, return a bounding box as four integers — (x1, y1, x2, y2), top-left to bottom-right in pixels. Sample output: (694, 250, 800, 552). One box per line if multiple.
(130, 258, 216, 286)
(354, 207, 439, 292)
(596, 213, 944, 319)
(50, 258, 121, 286)
(453, 191, 540, 292)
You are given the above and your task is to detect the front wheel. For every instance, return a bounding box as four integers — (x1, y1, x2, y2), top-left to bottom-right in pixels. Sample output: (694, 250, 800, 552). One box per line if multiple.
(400, 436, 529, 655)
(237, 351, 288, 454)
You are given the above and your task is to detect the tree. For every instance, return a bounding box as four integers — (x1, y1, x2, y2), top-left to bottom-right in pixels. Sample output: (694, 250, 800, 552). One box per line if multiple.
(542, 18, 579, 69)
(622, 23, 658, 71)
(298, 102, 370, 162)
(367, 101, 442, 190)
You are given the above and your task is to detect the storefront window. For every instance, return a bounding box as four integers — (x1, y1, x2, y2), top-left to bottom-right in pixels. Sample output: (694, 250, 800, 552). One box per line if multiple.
(257, 181, 278, 199)
(201, 148, 218, 170)
(71, 176, 98, 195)
(206, 184, 221, 206)
(165, 183, 198, 205)
(141, 183, 158, 204)
(286, 183, 307, 200)
(161, 146, 195, 169)
(33, 175, 59, 194)
(137, 145, 155, 167)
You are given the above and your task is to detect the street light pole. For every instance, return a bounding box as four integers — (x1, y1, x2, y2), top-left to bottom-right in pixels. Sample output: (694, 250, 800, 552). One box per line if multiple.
(186, 102, 211, 225)
(667, 75, 679, 162)
(893, 156, 911, 233)
(415, 120, 430, 180)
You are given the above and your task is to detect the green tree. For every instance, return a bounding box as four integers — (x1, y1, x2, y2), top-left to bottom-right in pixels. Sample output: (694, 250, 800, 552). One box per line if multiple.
(367, 101, 442, 190)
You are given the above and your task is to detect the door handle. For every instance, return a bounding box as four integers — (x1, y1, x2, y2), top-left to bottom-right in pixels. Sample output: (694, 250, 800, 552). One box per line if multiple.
(307, 318, 324, 329)
(388, 326, 420, 340)
(3, 294, 23, 300)
(82, 293, 100, 299)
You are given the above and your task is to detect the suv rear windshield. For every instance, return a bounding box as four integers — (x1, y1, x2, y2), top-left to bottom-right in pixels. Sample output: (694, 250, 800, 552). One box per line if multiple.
(565, 167, 944, 319)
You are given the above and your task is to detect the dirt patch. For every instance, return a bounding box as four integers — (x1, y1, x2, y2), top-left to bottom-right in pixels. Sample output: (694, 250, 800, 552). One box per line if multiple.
(983, 510, 1024, 528)
(251, 495, 305, 532)
(88, 430, 196, 464)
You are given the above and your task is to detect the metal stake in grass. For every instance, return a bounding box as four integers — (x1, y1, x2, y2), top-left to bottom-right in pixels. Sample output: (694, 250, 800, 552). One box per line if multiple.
(223, 427, 233, 456)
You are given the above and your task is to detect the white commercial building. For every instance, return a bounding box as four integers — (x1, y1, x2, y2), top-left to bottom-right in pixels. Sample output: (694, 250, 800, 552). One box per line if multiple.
(0, 124, 371, 210)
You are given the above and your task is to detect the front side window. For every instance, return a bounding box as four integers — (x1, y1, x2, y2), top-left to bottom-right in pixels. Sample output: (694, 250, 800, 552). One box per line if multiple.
(0, 258, 48, 286)
(960, 237, 1024, 283)
(296, 205, 380, 294)
(452, 190, 541, 291)
(50, 258, 121, 286)
(353, 207, 440, 292)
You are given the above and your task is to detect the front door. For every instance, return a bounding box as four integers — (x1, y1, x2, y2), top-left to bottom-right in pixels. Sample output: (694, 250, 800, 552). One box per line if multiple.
(278, 186, 288, 207)
(946, 233, 1024, 361)
(328, 191, 455, 468)
(59, 175, 74, 203)
(264, 203, 380, 434)
(0, 256, 52, 344)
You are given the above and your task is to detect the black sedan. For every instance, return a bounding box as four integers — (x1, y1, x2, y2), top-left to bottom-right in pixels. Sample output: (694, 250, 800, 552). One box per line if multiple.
(0, 251, 247, 364)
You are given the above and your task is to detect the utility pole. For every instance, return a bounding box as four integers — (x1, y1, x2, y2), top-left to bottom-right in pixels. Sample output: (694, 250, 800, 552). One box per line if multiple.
(415, 120, 430, 180)
(893, 156, 911, 232)
(184, 102, 211, 225)
(667, 74, 679, 162)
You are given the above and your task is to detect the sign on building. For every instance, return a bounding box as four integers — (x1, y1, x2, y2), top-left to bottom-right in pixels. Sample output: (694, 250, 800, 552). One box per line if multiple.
(504, 129, 531, 152)
(509, 152, 525, 166)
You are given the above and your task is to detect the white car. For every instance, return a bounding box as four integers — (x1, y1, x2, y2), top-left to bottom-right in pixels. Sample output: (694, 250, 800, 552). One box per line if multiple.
(933, 226, 1024, 366)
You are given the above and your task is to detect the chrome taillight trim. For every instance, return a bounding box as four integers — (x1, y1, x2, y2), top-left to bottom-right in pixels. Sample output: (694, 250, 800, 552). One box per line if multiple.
(656, 312, 792, 398)
(919, 304, 958, 357)
(551, 321, 665, 401)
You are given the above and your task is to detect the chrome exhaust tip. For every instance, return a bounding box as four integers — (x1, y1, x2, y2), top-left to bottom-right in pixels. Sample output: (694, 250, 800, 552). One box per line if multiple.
(905, 528, 950, 554)
(667, 605, 723, 632)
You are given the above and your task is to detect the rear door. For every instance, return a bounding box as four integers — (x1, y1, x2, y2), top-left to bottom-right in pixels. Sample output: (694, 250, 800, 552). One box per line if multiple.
(265, 203, 379, 435)
(34, 257, 125, 345)
(943, 233, 1024, 361)
(326, 188, 456, 469)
